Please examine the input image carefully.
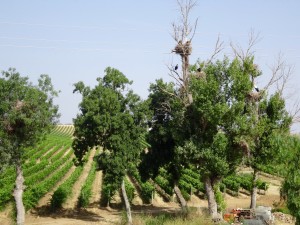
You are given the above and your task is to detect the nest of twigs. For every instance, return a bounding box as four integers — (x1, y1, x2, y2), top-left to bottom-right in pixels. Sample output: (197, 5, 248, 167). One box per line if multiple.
(174, 41, 192, 56)
(246, 92, 261, 102)
(195, 71, 206, 80)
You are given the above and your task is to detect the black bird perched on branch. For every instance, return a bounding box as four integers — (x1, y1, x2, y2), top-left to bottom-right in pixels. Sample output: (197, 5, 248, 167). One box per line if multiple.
(197, 67, 201, 72)
(174, 64, 178, 71)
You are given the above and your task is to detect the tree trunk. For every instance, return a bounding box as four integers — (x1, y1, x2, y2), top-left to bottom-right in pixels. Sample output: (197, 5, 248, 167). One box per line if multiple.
(182, 54, 193, 104)
(250, 169, 258, 209)
(204, 177, 220, 221)
(121, 179, 132, 225)
(13, 160, 25, 225)
(173, 184, 187, 212)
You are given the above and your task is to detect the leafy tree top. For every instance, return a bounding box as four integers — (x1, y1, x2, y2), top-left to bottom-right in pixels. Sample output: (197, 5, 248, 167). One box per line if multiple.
(72, 67, 148, 170)
(0, 68, 59, 169)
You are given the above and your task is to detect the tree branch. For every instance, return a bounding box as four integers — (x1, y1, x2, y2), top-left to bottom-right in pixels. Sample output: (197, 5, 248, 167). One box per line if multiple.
(207, 34, 224, 64)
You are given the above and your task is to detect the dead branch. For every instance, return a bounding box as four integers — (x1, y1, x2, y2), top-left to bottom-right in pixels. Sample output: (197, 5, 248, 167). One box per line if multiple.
(276, 64, 294, 97)
(206, 34, 225, 64)
(172, 0, 197, 43)
(166, 64, 184, 87)
(245, 29, 261, 58)
(264, 53, 294, 94)
(190, 18, 198, 41)
(157, 84, 181, 100)
(290, 99, 300, 123)
(230, 29, 261, 61)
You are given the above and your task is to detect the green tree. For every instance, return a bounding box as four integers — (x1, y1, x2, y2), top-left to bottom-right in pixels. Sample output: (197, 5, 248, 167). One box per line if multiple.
(139, 79, 188, 210)
(246, 91, 291, 209)
(236, 56, 292, 209)
(282, 136, 300, 225)
(175, 57, 253, 220)
(72, 67, 147, 225)
(0, 68, 59, 225)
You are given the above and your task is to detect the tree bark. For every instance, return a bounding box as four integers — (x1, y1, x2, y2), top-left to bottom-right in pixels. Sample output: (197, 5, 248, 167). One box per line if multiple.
(121, 179, 132, 225)
(250, 169, 258, 209)
(13, 160, 25, 225)
(173, 184, 187, 212)
(182, 54, 193, 104)
(204, 177, 220, 221)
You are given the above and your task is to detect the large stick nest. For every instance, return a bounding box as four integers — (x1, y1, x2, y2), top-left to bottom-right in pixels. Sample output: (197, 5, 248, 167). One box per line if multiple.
(174, 40, 192, 56)
(246, 92, 261, 102)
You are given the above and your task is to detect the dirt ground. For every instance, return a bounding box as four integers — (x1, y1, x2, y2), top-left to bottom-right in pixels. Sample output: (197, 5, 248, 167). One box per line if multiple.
(0, 182, 293, 225)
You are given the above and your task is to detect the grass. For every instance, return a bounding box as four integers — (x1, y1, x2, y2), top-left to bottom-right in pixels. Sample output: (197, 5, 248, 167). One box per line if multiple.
(117, 208, 217, 225)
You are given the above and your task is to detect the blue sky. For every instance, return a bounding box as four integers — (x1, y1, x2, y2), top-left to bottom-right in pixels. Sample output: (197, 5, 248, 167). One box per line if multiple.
(0, 1, 299, 131)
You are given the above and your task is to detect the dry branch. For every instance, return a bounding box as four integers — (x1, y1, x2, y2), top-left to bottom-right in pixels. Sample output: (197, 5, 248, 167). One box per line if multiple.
(207, 35, 225, 65)
(230, 29, 261, 61)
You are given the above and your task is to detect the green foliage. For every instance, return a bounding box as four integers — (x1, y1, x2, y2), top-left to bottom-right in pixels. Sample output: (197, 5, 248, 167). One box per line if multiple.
(222, 176, 240, 195)
(128, 164, 154, 204)
(124, 178, 135, 203)
(0, 68, 59, 168)
(139, 79, 183, 182)
(73, 67, 147, 208)
(50, 165, 83, 210)
(282, 136, 300, 224)
(23, 155, 74, 210)
(0, 126, 74, 210)
(77, 162, 97, 208)
(214, 185, 226, 212)
(155, 175, 173, 196)
(221, 173, 269, 196)
(100, 172, 122, 206)
(140, 182, 155, 203)
(181, 168, 205, 192)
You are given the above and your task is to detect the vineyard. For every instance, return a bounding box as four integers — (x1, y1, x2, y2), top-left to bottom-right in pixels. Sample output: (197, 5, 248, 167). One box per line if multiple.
(0, 125, 284, 225)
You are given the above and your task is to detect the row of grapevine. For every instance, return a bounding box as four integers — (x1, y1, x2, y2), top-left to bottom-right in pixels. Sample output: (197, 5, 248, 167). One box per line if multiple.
(77, 162, 97, 208)
(0, 125, 74, 210)
(151, 167, 205, 202)
(52, 125, 74, 138)
(4, 149, 74, 210)
(23, 157, 74, 209)
(24, 148, 72, 186)
(50, 148, 93, 209)
(50, 165, 83, 209)
(221, 174, 269, 196)
(77, 148, 101, 208)
(127, 164, 155, 204)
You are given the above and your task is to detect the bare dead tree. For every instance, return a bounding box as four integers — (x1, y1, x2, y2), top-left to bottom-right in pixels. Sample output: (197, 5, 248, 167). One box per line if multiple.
(172, 0, 198, 43)
(171, 0, 198, 105)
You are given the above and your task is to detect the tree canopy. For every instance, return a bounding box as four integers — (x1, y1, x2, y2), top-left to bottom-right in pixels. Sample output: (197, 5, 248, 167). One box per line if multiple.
(282, 136, 300, 225)
(72, 67, 148, 224)
(0, 68, 59, 225)
(0, 68, 59, 168)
